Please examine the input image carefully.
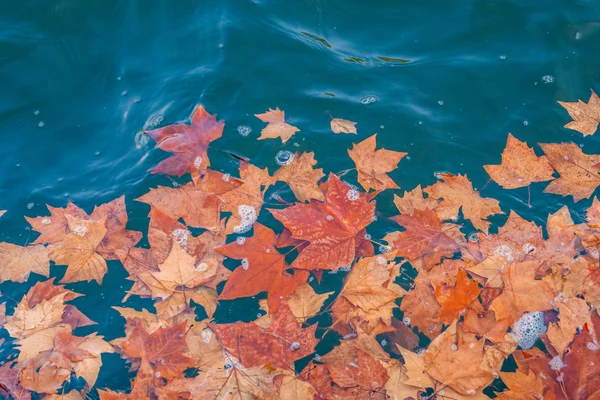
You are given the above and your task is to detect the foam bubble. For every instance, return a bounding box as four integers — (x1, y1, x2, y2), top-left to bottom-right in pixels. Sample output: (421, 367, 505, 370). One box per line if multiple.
(72, 225, 87, 237)
(275, 150, 294, 166)
(376, 256, 386, 265)
(236, 237, 246, 245)
(41, 218, 51, 225)
(241, 258, 249, 270)
(201, 328, 213, 344)
(403, 317, 411, 326)
(195, 262, 208, 272)
(326, 215, 334, 221)
(381, 339, 388, 346)
(172, 229, 190, 249)
(222, 173, 231, 182)
(346, 189, 360, 201)
(237, 125, 252, 137)
(587, 342, 599, 351)
(542, 75, 554, 84)
(494, 244, 514, 262)
(289, 341, 300, 351)
(549, 356, 565, 371)
(510, 311, 547, 349)
(468, 233, 479, 242)
(360, 96, 377, 105)
(193, 156, 203, 169)
(523, 243, 536, 254)
(233, 205, 257, 234)
(27, 203, 34, 210)
(378, 245, 391, 254)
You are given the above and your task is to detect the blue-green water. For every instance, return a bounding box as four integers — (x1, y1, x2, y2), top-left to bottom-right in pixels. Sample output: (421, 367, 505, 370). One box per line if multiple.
(1, 0, 600, 396)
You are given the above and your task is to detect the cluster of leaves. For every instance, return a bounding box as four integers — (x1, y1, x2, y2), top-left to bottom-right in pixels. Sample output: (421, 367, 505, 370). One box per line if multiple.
(1, 90, 600, 399)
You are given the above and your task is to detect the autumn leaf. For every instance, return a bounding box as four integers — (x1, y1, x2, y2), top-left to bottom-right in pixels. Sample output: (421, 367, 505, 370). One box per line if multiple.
(562, 329, 600, 399)
(330, 118, 357, 134)
(210, 304, 318, 369)
(540, 142, 600, 202)
(387, 209, 459, 270)
(271, 173, 375, 271)
(424, 173, 502, 233)
(0, 243, 49, 283)
(218, 162, 275, 234)
(122, 322, 195, 380)
(424, 323, 494, 395)
(274, 152, 325, 202)
(400, 280, 443, 339)
(484, 133, 554, 189)
(146, 105, 223, 182)
(489, 261, 555, 323)
(255, 107, 299, 143)
(49, 215, 108, 284)
(137, 183, 223, 230)
(25, 202, 87, 244)
(434, 268, 481, 324)
(497, 369, 545, 400)
(546, 296, 591, 354)
(558, 89, 600, 136)
(288, 283, 332, 321)
(215, 223, 308, 312)
(393, 184, 439, 216)
(327, 348, 390, 396)
(348, 134, 406, 191)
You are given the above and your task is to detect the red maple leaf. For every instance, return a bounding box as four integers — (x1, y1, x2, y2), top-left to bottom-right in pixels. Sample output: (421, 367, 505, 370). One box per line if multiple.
(146, 105, 223, 182)
(270, 174, 375, 271)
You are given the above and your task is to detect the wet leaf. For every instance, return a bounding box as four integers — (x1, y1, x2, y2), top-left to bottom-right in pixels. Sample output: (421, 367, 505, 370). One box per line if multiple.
(348, 134, 406, 191)
(558, 89, 600, 136)
(274, 152, 325, 202)
(330, 118, 357, 134)
(255, 107, 299, 143)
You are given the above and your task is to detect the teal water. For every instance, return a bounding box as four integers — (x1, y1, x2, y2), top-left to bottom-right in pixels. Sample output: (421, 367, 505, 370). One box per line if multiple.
(1, 0, 600, 396)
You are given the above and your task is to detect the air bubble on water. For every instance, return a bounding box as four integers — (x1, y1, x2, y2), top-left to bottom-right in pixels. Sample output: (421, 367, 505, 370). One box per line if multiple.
(575, 32, 582, 40)
(380, 125, 385, 129)
(233, 205, 257, 234)
(224, 362, 232, 370)
(237, 125, 251, 137)
(468, 233, 479, 242)
(314, 354, 321, 361)
(172, 229, 190, 249)
(549, 356, 565, 371)
(364, 233, 371, 240)
(542, 75, 554, 84)
(134, 131, 149, 149)
(451, 344, 458, 351)
(326, 215, 334, 221)
(381, 339, 388, 346)
(41, 218, 51, 225)
(438, 100, 444, 106)
(236, 236, 246, 245)
(293, 142, 300, 147)
(378, 245, 391, 254)
(38, 121, 45, 128)
(510, 311, 547, 349)
(523, 120, 529, 126)
(289, 341, 300, 351)
(33, 110, 40, 115)
(241, 258, 249, 270)
(275, 150, 294, 166)
(194, 156, 203, 169)
(122, 90, 128, 96)
(133, 97, 141, 103)
(73, 225, 87, 237)
(360, 95, 377, 105)
(523, 243, 536, 254)
(494, 244, 514, 262)
(346, 189, 360, 201)
(342, 332, 357, 340)
(201, 329, 213, 344)
(195, 262, 208, 272)
(417, 348, 425, 356)
(405, 155, 411, 160)
(403, 317, 411, 326)
(27, 203, 34, 210)
(500, 55, 507, 60)
(95, 151, 101, 156)
(222, 173, 231, 182)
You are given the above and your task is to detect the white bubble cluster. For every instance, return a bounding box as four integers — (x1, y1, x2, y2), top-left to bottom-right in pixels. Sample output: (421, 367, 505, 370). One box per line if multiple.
(346, 189, 360, 201)
(72, 225, 87, 237)
(275, 150, 294, 166)
(172, 229, 190, 249)
(233, 205, 257, 234)
(326, 215, 334, 221)
(381, 339, 388, 346)
(41, 218, 52, 225)
(195, 262, 208, 272)
(510, 311, 547, 349)
(376, 256, 387, 265)
(378, 245, 391, 254)
(494, 244, 514, 262)
(194, 156, 203, 169)
(468, 233, 479, 243)
(403, 317, 411, 326)
(237, 125, 252, 137)
(542, 75, 554, 84)
(587, 342, 599, 351)
(549, 356, 565, 371)
(523, 243, 536, 254)
(241, 258, 249, 270)
(451, 344, 458, 351)
(236, 236, 246, 245)
(360, 95, 377, 105)
(342, 332, 357, 340)
(222, 173, 230, 182)
(289, 341, 300, 351)
(201, 328, 213, 344)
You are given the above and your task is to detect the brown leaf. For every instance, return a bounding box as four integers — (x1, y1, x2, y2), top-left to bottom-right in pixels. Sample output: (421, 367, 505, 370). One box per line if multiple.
(255, 107, 299, 143)
(425, 173, 502, 233)
(274, 152, 325, 202)
(558, 89, 600, 136)
(434, 269, 481, 324)
(540, 142, 600, 202)
(348, 134, 406, 191)
(288, 283, 332, 321)
(484, 133, 555, 189)
(393, 185, 439, 216)
(25, 202, 87, 245)
(0, 243, 50, 283)
(330, 118, 357, 134)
